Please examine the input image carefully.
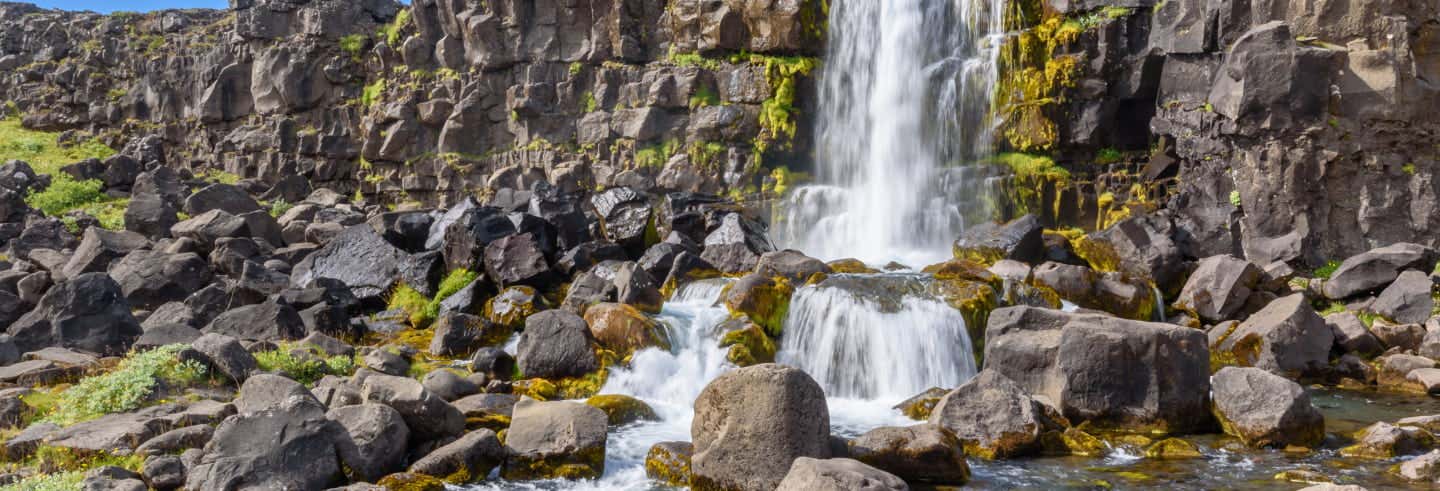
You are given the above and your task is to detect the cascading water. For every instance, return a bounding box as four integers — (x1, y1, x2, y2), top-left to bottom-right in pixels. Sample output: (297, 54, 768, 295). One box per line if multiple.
(778, 0, 1006, 266)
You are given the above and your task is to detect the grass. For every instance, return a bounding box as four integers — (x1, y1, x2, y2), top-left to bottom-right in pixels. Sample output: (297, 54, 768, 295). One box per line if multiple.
(689, 85, 720, 109)
(42, 345, 209, 427)
(378, 8, 410, 47)
(386, 269, 480, 328)
(668, 50, 721, 71)
(362, 80, 386, 109)
(268, 199, 293, 218)
(1095, 147, 1123, 164)
(0, 117, 115, 176)
(339, 34, 366, 58)
(1228, 190, 1241, 207)
(1313, 260, 1342, 279)
(26, 175, 106, 217)
(253, 344, 356, 386)
(582, 92, 597, 113)
(0, 471, 83, 491)
(198, 168, 240, 185)
(635, 139, 681, 168)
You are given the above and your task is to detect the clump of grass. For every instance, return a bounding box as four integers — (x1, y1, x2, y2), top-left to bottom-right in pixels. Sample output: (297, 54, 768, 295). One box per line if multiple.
(25, 175, 106, 218)
(1095, 147, 1123, 164)
(268, 199, 293, 218)
(1313, 260, 1342, 280)
(689, 85, 720, 109)
(339, 34, 366, 58)
(198, 168, 240, 185)
(668, 50, 721, 71)
(377, 9, 410, 47)
(0, 470, 84, 491)
(362, 79, 386, 108)
(253, 345, 356, 386)
(635, 139, 681, 169)
(1228, 190, 1242, 207)
(386, 269, 480, 328)
(44, 345, 207, 426)
(989, 152, 1071, 180)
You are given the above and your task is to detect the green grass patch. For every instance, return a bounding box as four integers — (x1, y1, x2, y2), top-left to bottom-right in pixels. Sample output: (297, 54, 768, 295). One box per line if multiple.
(362, 79, 386, 109)
(582, 92, 597, 113)
(635, 139, 681, 169)
(0, 117, 115, 176)
(378, 8, 410, 47)
(689, 85, 720, 109)
(668, 50, 721, 71)
(385, 269, 479, 328)
(26, 175, 106, 218)
(1228, 190, 1241, 207)
(989, 152, 1071, 180)
(43, 345, 209, 427)
(267, 199, 293, 218)
(1313, 260, 1342, 279)
(198, 168, 240, 185)
(1095, 147, 1122, 164)
(0, 470, 84, 491)
(253, 344, 356, 386)
(339, 34, 366, 58)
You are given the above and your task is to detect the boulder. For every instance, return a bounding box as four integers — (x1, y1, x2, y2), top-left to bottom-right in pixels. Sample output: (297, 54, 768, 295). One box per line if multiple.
(204, 300, 305, 342)
(61, 228, 149, 279)
(502, 398, 609, 480)
(409, 429, 504, 483)
(1216, 294, 1333, 377)
(775, 457, 908, 491)
(135, 424, 214, 456)
(186, 333, 258, 383)
(359, 373, 465, 441)
(6, 273, 142, 356)
(1372, 320, 1427, 352)
(1031, 262, 1157, 321)
(585, 394, 659, 426)
(429, 312, 506, 358)
(144, 454, 186, 490)
(1378, 354, 1437, 387)
(1210, 367, 1324, 448)
(848, 425, 969, 484)
(614, 261, 664, 313)
(928, 369, 1054, 459)
(185, 393, 347, 490)
(516, 310, 599, 379)
(290, 225, 408, 301)
(1371, 270, 1435, 324)
(644, 441, 693, 486)
(1340, 422, 1435, 458)
(170, 210, 250, 250)
(1326, 311, 1383, 356)
(583, 303, 669, 356)
(471, 347, 516, 381)
(1323, 243, 1437, 299)
(421, 369, 480, 401)
(590, 187, 654, 254)
(328, 403, 410, 482)
(1077, 215, 1186, 295)
(983, 307, 1211, 433)
(1399, 450, 1440, 482)
(108, 251, 212, 310)
(722, 273, 794, 336)
(691, 364, 830, 491)
(483, 233, 559, 290)
(1173, 255, 1263, 323)
(701, 213, 775, 274)
(184, 183, 263, 216)
(952, 214, 1044, 265)
(755, 250, 833, 283)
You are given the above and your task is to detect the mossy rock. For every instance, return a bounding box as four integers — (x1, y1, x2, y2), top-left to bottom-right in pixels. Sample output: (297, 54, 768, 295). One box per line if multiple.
(552, 367, 610, 400)
(586, 394, 659, 426)
(1144, 437, 1202, 459)
(645, 441, 693, 487)
(827, 258, 879, 274)
(893, 387, 948, 421)
(1273, 468, 1332, 484)
(378, 472, 446, 491)
(486, 286, 540, 330)
(1052, 428, 1106, 457)
(718, 319, 776, 367)
(922, 259, 1000, 286)
(465, 413, 511, 432)
(512, 378, 559, 400)
(502, 446, 606, 480)
(929, 279, 999, 364)
(721, 274, 794, 337)
(1069, 235, 1122, 273)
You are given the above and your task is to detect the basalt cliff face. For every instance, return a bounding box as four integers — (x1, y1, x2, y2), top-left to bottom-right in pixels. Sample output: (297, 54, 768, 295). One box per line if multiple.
(0, 0, 1437, 264)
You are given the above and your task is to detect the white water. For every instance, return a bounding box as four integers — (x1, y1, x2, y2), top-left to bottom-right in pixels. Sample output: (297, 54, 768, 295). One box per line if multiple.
(778, 0, 1007, 266)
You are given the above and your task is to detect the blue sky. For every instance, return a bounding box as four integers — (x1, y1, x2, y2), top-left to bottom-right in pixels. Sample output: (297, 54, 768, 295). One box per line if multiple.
(27, 1, 229, 13)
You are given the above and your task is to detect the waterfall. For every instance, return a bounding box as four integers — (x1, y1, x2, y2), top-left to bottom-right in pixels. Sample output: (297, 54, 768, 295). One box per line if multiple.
(777, 274, 978, 401)
(779, 0, 1007, 266)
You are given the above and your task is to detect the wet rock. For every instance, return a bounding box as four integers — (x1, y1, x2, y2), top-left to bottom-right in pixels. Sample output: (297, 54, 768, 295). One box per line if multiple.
(108, 251, 212, 310)
(755, 250, 833, 284)
(692, 363, 830, 491)
(1211, 367, 1324, 448)
(1173, 255, 1263, 323)
(585, 394, 658, 426)
(561, 270, 616, 314)
(360, 373, 465, 442)
(1144, 437, 1203, 459)
(502, 398, 609, 480)
(1398, 449, 1440, 482)
(645, 441, 693, 486)
(1377, 354, 1437, 387)
(984, 306, 1211, 433)
(328, 403, 410, 482)
(722, 273, 793, 337)
(409, 428, 504, 483)
(583, 303, 668, 357)
(928, 369, 1055, 459)
(1078, 215, 1187, 295)
(701, 213, 775, 274)
(290, 225, 408, 301)
(1323, 243, 1437, 300)
(557, 241, 629, 277)
(775, 457, 907, 491)
(718, 318, 777, 367)
(6, 272, 141, 356)
(1371, 270, 1436, 324)
(953, 214, 1045, 265)
(894, 388, 949, 421)
(1340, 422, 1435, 458)
(1216, 294, 1333, 377)
(614, 261, 663, 313)
(429, 312, 506, 358)
(848, 424, 969, 484)
(1326, 311, 1383, 356)
(516, 310, 599, 379)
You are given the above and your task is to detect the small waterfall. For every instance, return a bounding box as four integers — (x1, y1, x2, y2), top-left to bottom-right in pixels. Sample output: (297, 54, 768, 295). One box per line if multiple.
(777, 274, 978, 401)
(779, 0, 1007, 265)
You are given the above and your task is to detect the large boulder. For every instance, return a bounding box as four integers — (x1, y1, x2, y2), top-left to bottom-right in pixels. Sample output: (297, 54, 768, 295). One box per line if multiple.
(291, 225, 408, 301)
(775, 457, 908, 491)
(409, 428, 504, 483)
(440, 205, 516, 271)
(848, 425, 969, 484)
(583, 303, 669, 356)
(983, 306, 1211, 433)
(328, 404, 410, 482)
(1075, 215, 1186, 295)
(186, 333, 258, 383)
(61, 228, 149, 279)
(952, 214, 1044, 265)
(204, 300, 306, 342)
(484, 233, 559, 289)
(928, 369, 1055, 459)
(6, 273, 142, 356)
(1172, 255, 1263, 323)
(108, 251, 213, 310)
(701, 213, 775, 274)
(359, 373, 465, 442)
(1216, 294, 1333, 377)
(516, 310, 599, 379)
(1326, 311, 1383, 356)
(186, 390, 348, 490)
(1323, 243, 1437, 299)
(1371, 270, 1435, 324)
(1210, 367, 1324, 448)
(691, 364, 830, 491)
(589, 187, 654, 254)
(184, 183, 262, 216)
(502, 399, 608, 480)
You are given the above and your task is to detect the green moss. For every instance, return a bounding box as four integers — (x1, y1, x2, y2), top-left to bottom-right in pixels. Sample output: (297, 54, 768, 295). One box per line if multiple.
(644, 443, 692, 487)
(722, 277, 794, 338)
(635, 139, 681, 168)
(1313, 260, 1342, 279)
(198, 168, 240, 185)
(667, 50, 722, 71)
(755, 56, 820, 155)
(568, 61, 583, 76)
(378, 8, 411, 47)
(1144, 438, 1202, 458)
(44, 345, 209, 427)
(1229, 190, 1242, 207)
(581, 92, 597, 113)
(689, 84, 719, 109)
(339, 34, 367, 59)
(586, 394, 659, 426)
(1095, 147, 1123, 164)
(362, 79, 387, 109)
(719, 323, 777, 367)
(387, 285, 431, 327)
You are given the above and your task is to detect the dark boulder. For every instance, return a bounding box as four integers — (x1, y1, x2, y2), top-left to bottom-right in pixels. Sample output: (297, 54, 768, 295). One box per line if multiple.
(590, 187, 654, 254)
(516, 310, 599, 379)
(359, 373, 465, 442)
(1323, 243, 1437, 299)
(928, 369, 1056, 459)
(484, 233, 559, 289)
(61, 228, 149, 279)
(185, 333, 259, 383)
(328, 403, 410, 482)
(183, 183, 263, 216)
(953, 214, 1045, 265)
(185, 391, 348, 490)
(108, 251, 212, 310)
(6, 273, 141, 356)
(1371, 270, 1435, 325)
(1211, 367, 1324, 448)
(204, 300, 306, 342)
(691, 364, 830, 491)
(170, 210, 250, 251)
(701, 213, 774, 274)
(502, 399, 609, 480)
(1173, 255, 1263, 323)
(848, 425, 969, 484)
(409, 428, 504, 482)
(291, 225, 408, 301)
(124, 192, 178, 239)
(441, 206, 516, 272)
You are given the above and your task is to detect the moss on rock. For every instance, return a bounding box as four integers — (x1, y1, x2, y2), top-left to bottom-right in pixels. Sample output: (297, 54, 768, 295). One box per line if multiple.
(1144, 438, 1202, 459)
(586, 394, 659, 426)
(644, 441, 693, 487)
(719, 320, 778, 367)
(722, 275, 794, 337)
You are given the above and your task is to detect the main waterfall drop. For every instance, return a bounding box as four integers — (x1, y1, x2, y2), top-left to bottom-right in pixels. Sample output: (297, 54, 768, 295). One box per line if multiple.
(779, 0, 1006, 266)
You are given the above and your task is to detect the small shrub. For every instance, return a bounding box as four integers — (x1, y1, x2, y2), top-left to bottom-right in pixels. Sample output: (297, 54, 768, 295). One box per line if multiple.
(254, 344, 356, 385)
(25, 175, 106, 218)
(362, 80, 386, 109)
(1228, 190, 1241, 207)
(45, 345, 203, 426)
(268, 199, 293, 218)
(1313, 260, 1342, 279)
(569, 61, 583, 76)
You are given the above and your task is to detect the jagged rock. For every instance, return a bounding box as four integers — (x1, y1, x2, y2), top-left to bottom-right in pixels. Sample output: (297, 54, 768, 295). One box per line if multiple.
(1326, 311, 1383, 356)
(361, 348, 411, 376)
(1173, 255, 1263, 323)
(1031, 262, 1157, 320)
(61, 228, 149, 279)
(1371, 270, 1435, 324)
(291, 225, 408, 301)
(170, 210, 250, 250)
(701, 213, 775, 274)
(1216, 294, 1332, 377)
(186, 333, 258, 383)
(1323, 243, 1437, 300)
(6, 273, 141, 356)
(985, 306, 1210, 432)
(848, 425, 969, 484)
(953, 214, 1045, 265)
(409, 429, 504, 483)
(143, 454, 186, 490)
(429, 312, 505, 358)
(516, 310, 599, 379)
(692, 364, 830, 491)
(185, 391, 348, 490)
(441, 206, 516, 272)
(471, 348, 516, 381)
(590, 187, 653, 253)
(502, 398, 608, 480)
(108, 251, 212, 310)
(928, 369, 1054, 459)
(483, 233, 558, 290)
(328, 403, 410, 482)
(359, 373, 465, 442)
(124, 192, 179, 239)
(1372, 320, 1427, 352)
(204, 299, 305, 342)
(1079, 215, 1187, 295)
(614, 261, 663, 313)
(1211, 367, 1324, 448)
(45, 407, 176, 454)
(775, 457, 908, 491)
